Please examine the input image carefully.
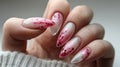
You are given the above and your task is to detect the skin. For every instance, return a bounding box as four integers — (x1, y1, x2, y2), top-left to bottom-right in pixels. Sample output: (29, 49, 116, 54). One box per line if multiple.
(2, 0, 114, 67)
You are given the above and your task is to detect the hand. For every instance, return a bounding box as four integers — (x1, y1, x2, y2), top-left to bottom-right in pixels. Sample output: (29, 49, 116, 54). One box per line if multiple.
(2, 0, 114, 67)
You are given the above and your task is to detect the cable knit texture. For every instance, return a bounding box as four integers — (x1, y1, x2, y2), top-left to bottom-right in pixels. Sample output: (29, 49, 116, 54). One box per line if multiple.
(0, 51, 78, 67)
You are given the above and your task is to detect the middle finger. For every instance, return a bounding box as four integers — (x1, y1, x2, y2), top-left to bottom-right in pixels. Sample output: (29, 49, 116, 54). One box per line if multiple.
(57, 5, 93, 47)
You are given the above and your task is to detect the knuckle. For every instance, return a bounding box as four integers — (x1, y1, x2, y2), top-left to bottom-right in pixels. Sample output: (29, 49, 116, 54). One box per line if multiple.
(74, 5, 93, 14)
(91, 40, 115, 58)
(61, 0, 70, 11)
(75, 5, 89, 10)
(59, 0, 69, 7)
(98, 40, 115, 55)
(72, 5, 93, 20)
(64, 0, 70, 7)
(87, 23, 105, 38)
(102, 40, 114, 50)
(94, 40, 113, 50)
(52, 0, 70, 7)
(93, 23, 105, 37)
(3, 17, 17, 30)
(94, 23, 105, 31)
(91, 40, 110, 49)
(49, 0, 70, 14)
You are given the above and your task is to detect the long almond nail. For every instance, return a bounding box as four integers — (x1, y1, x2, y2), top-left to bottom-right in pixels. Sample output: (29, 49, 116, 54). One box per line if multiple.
(71, 47, 91, 63)
(57, 22, 75, 47)
(59, 37, 80, 58)
(50, 12, 63, 35)
(23, 17, 54, 29)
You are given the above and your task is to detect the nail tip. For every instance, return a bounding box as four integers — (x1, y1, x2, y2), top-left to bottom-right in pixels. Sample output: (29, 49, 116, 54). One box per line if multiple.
(52, 32, 57, 36)
(59, 54, 64, 58)
(50, 28, 58, 36)
(70, 60, 75, 63)
(59, 50, 68, 58)
(71, 60, 78, 64)
(71, 58, 81, 64)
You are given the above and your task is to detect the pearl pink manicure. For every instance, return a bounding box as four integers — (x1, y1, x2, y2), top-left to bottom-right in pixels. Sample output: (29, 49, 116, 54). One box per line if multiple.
(50, 12, 63, 35)
(59, 37, 80, 58)
(71, 47, 91, 63)
(57, 22, 75, 47)
(23, 17, 54, 29)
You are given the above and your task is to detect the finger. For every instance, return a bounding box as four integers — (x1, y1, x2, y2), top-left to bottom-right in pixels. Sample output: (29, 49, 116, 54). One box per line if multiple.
(47, 0, 70, 35)
(59, 23, 104, 58)
(34, 0, 70, 48)
(57, 5, 93, 47)
(2, 17, 54, 52)
(71, 40, 114, 67)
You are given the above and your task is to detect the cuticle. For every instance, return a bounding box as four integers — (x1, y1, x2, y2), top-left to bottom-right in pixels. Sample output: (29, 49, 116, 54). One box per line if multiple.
(51, 11, 64, 20)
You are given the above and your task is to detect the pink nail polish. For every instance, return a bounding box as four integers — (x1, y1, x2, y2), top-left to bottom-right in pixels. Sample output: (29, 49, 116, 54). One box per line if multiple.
(71, 47, 91, 63)
(23, 17, 54, 29)
(57, 22, 75, 47)
(50, 12, 63, 35)
(59, 37, 80, 58)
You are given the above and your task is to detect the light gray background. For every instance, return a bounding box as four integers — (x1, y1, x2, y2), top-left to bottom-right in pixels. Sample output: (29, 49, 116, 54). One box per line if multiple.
(0, 0, 120, 67)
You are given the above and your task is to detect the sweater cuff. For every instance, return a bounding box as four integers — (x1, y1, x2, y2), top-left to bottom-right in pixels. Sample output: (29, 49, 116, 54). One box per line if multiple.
(0, 51, 78, 67)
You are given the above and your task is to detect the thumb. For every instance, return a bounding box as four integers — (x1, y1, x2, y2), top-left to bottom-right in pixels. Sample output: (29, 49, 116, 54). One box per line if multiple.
(2, 17, 54, 53)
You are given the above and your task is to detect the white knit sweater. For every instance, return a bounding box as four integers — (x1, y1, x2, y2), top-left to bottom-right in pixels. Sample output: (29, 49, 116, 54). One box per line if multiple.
(0, 51, 78, 67)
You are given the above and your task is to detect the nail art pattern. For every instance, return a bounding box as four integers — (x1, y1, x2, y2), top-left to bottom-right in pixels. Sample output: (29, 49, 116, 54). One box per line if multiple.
(23, 17, 54, 29)
(33, 18, 54, 29)
(59, 37, 80, 58)
(71, 47, 91, 63)
(57, 30, 67, 47)
(50, 12, 63, 35)
(57, 22, 75, 47)
(59, 47, 74, 58)
(52, 12, 63, 25)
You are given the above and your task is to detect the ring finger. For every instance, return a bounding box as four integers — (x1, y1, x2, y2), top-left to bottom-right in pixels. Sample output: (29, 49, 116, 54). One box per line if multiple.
(59, 23, 105, 58)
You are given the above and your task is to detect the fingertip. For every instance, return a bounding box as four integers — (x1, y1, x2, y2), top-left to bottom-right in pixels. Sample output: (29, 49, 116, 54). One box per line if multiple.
(46, 0, 70, 35)
(71, 47, 91, 63)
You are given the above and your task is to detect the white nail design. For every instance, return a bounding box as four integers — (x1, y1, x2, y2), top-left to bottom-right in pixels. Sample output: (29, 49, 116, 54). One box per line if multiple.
(50, 12, 63, 35)
(57, 22, 75, 47)
(23, 17, 54, 29)
(59, 37, 80, 58)
(71, 48, 90, 63)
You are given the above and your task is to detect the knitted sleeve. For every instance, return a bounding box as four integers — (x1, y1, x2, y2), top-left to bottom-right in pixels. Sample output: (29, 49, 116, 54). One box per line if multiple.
(0, 51, 78, 67)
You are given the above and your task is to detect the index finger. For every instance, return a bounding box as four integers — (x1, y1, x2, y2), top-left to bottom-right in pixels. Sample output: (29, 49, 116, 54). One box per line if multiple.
(35, 0, 70, 49)
(43, 0, 70, 35)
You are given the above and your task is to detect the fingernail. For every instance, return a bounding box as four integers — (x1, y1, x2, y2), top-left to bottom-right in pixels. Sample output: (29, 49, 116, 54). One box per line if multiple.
(57, 22, 75, 47)
(71, 47, 91, 63)
(50, 12, 63, 35)
(23, 17, 54, 29)
(59, 37, 81, 58)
